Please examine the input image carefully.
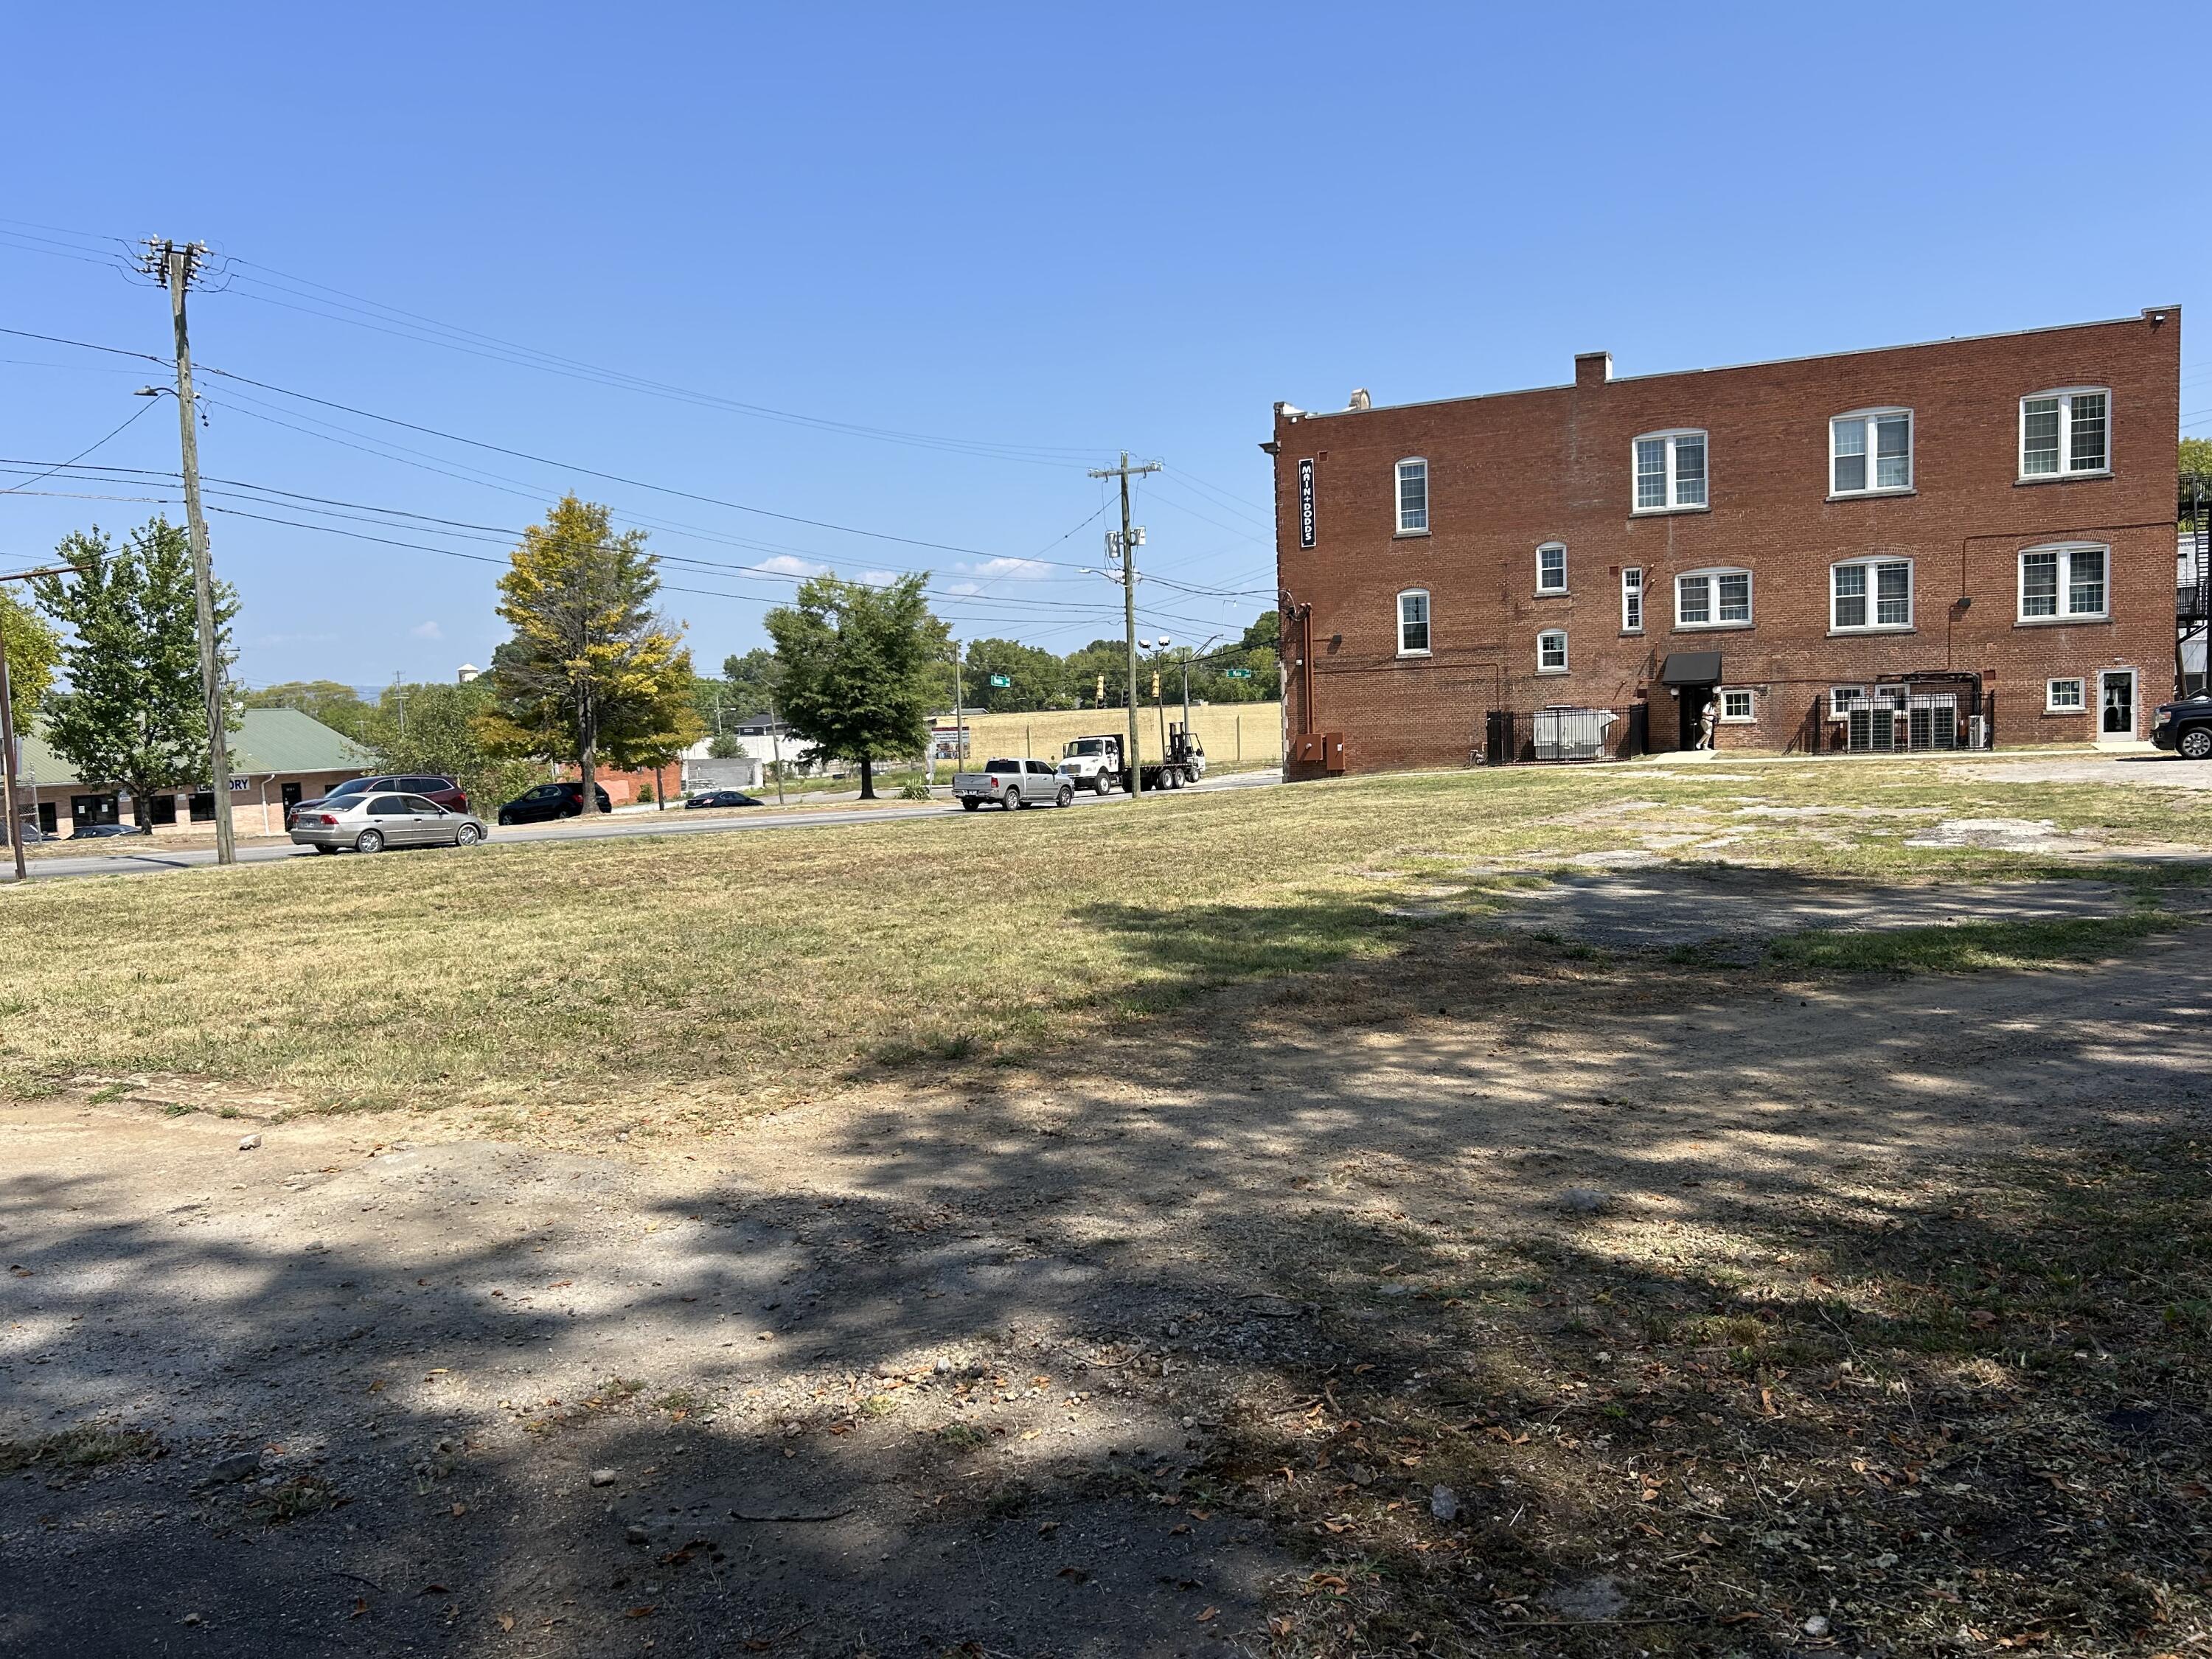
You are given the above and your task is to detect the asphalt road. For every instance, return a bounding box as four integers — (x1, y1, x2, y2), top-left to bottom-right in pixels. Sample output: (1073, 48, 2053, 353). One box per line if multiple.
(16, 768, 1284, 881)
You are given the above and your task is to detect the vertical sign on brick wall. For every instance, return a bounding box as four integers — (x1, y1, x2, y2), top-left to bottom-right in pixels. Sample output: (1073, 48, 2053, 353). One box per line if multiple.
(1298, 458, 1316, 549)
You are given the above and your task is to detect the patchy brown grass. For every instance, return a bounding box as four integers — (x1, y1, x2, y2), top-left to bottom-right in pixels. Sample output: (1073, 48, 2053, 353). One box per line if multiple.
(1191, 1139, 2212, 1657)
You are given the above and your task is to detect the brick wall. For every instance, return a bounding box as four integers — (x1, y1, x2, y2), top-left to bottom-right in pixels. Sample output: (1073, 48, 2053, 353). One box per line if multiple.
(1273, 310, 2180, 775)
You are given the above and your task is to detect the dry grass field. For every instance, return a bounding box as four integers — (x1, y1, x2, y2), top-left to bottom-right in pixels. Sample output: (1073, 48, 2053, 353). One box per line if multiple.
(8, 754, 2212, 1655)
(4, 754, 2211, 1124)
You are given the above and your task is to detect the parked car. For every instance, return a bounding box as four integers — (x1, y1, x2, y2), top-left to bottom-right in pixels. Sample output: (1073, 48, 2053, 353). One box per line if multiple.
(2152, 695, 2212, 759)
(953, 757, 1074, 810)
(289, 773, 467, 828)
(289, 791, 487, 854)
(685, 789, 764, 809)
(74, 821, 152, 839)
(495, 781, 614, 825)
(14, 820, 52, 844)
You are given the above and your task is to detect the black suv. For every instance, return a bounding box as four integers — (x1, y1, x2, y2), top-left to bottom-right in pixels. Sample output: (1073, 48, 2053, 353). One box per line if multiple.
(497, 782, 615, 824)
(2151, 696, 2212, 759)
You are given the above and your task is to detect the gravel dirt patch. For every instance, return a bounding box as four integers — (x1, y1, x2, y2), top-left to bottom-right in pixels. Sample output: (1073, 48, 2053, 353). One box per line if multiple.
(6, 907, 2210, 1654)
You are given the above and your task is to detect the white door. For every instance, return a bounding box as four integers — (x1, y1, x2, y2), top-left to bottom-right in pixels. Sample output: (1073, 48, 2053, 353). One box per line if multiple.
(2098, 669, 2137, 742)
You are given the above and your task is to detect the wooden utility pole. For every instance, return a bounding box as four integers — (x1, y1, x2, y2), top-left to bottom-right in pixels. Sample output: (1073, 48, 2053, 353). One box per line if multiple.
(145, 239, 237, 866)
(0, 565, 72, 883)
(1088, 453, 1160, 796)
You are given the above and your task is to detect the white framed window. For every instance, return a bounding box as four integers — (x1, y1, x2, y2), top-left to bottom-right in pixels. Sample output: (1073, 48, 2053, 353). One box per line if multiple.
(2047, 677, 2086, 712)
(1828, 685, 1867, 719)
(1395, 458, 1430, 534)
(1675, 567, 1752, 629)
(1536, 628, 1568, 673)
(1832, 408, 1912, 495)
(1632, 429, 1708, 512)
(1536, 542, 1567, 592)
(2017, 542, 2108, 622)
(2019, 389, 2110, 479)
(1831, 557, 1913, 632)
(1719, 689, 1756, 723)
(1621, 566, 1644, 633)
(1396, 588, 1431, 655)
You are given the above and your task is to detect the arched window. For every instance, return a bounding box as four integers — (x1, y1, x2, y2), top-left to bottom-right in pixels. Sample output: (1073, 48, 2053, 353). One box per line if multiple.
(1831, 557, 1913, 631)
(1536, 629, 1568, 673)
(1396, 588, 1431, 655)
(2019, 389, 2109, 479)
(1536, 542, 1567, 593)
(1831, 408, 1913, 495)
(1632, 429, 1708, 512)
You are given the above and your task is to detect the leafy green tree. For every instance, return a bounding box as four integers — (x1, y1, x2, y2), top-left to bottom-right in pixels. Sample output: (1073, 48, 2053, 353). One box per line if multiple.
(1239, 610, 1279, 654)
(244, 678, 372, 740)
(1063, 639, 1130, 712)
(363, 679, 542, 816)
(707, 731, 749, 759)
(717, 647, 783, 720)
(765, 573, 946, 800)
(962, 638, 1069, 713)
(481, 496, 704, 813)
(2183, 439, 2212, 531)
(32, 517, 236, 827)
(0, 594, 60, 739)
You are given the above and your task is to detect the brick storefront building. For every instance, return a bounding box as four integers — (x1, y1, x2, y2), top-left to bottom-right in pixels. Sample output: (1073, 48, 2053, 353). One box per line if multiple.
(1271, 309, 2180, 774)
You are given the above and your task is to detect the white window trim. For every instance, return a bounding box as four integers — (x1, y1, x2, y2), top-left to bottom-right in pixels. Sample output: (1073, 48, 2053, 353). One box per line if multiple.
(1631, 428, 1710, 514)
(2046, 677, 2087, 713)
(1827, 685, 1867, 719)
(1829, 406, 1914, 498)
(1395, 588, 1432, 658)
(1535, 541, 1568, 594)
(1829, 556, 1915, 633)
(1719, 688, 1756, 723)
(1674, 566, 1754, 630)
(2017, 387, 2112, 481)
(1621, 566, 1644, 634)
(1535, 628, 1568, 675)
(1394, 457, 1430, 536)
(2016, 541, 2110, 625)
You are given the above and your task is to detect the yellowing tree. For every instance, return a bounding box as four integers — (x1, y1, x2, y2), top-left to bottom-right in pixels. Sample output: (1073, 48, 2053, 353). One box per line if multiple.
(481, 496, 702, 813)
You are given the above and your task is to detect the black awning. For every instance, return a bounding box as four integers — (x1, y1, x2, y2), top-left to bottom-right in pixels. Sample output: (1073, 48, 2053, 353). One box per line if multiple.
(1658, 651, 1722, 686)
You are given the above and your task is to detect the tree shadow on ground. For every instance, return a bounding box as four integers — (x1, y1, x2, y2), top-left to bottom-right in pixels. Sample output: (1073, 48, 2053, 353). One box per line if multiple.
(4, 886, 2210, 1655)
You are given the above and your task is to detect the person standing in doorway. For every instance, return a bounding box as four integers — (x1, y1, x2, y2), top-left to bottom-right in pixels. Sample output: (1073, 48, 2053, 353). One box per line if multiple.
(1697, 693, 1719, 751)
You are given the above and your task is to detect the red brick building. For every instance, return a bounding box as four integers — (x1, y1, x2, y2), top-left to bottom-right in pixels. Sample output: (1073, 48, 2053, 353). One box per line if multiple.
(1271, 309, 2180, 775)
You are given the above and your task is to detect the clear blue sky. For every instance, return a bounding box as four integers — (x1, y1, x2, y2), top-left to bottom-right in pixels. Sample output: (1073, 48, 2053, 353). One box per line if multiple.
(2, 1, 2203, 692)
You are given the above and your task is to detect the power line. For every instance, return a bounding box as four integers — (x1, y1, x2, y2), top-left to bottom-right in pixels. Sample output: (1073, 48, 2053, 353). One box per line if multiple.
(0, 400, 159, 497)
(0, 324, 168, 366)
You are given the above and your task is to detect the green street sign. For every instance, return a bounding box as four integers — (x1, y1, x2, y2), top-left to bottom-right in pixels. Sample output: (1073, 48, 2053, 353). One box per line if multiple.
(1223, 667, 1253, 679)
(987, 674, 1012, 688)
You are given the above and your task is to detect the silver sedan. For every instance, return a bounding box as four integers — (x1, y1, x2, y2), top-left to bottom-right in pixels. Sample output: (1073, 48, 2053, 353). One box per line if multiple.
(288, 790, 489, 855)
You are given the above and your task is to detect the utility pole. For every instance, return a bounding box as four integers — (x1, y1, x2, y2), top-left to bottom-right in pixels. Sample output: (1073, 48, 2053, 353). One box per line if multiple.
(0, 565, 72, 883)
(143, 239, 236, 866)
(1088, 452, 1160, 796)
(950, 641, 967, 768)
(766, 692, 786, 807)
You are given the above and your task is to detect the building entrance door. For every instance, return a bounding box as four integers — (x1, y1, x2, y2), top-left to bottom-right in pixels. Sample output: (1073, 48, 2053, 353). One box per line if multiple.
(2099, 669, 2136, 741)
(1677, 685, 1716, 750)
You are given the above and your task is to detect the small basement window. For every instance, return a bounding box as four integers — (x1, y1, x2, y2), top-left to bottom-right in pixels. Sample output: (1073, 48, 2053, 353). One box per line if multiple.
(1719, 688, 1756, 723)
(2047, 677, 2086, 712)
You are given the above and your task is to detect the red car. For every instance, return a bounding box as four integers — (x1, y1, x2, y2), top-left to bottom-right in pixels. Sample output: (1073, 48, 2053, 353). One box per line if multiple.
(289, 773, 467, 829)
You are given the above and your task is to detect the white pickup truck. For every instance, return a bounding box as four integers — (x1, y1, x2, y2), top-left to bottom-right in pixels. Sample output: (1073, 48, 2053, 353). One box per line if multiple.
(953, 757, 1075, 811)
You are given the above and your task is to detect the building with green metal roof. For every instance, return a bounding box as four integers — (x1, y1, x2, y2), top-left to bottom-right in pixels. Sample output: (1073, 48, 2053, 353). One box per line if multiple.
(17, 708, 375, 838)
